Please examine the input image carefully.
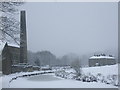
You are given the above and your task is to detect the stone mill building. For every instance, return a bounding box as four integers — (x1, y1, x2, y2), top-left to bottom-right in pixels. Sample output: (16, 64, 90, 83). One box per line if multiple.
(2, 11, 30, 75)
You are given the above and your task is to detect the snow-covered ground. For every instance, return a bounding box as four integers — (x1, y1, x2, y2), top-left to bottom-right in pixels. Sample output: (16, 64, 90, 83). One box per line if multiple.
(2, 70, 53, 88)
(9, 73, 117, 88)
(82, 64, 118, 76)
(55, 64, 119, 86)
(0, 64, 119, 88)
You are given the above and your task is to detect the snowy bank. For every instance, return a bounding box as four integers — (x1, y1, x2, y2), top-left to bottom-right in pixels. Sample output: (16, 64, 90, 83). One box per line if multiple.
(55, 64, 119, 87)
(2, 70, 54, 88)
(10, 74, 117, 88)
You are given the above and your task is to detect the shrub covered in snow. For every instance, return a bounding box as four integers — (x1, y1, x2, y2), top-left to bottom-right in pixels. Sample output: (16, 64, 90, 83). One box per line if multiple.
(55, 65, 119, 87)
(70, 59, 81, 77)
(96, 73, 119, 86)
(55, 70, 76, 79)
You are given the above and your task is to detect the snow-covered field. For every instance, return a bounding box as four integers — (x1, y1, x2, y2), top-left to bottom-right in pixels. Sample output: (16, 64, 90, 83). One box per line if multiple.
(82, 64, 118, 76)
(0, 64, 119, 88)
(55, 64, 119, 86)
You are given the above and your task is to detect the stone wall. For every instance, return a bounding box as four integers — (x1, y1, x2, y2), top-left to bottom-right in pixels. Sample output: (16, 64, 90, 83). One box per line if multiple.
(89, 58, 116, 67)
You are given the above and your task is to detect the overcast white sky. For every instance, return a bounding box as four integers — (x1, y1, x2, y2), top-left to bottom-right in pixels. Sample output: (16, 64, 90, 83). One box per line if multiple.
(20, 2, 118, 57)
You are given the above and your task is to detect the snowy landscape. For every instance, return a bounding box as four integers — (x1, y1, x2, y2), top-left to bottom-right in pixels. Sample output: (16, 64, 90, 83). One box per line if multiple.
(0, 64, 119, 88)
(0, 2, 119, 89)
(0, 40, 119, 88)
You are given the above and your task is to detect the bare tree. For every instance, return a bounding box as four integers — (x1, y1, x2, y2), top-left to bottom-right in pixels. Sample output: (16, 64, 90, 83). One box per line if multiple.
(0, 2, 24, 13)
(71, 59, 81, 77)
(0, 16, 20, 44)
(0, 2, 24, 45)
(34, 58, 40, 66)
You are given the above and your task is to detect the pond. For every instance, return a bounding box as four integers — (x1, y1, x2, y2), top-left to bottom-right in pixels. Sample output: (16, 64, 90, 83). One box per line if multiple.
(27, 74, 61, 81)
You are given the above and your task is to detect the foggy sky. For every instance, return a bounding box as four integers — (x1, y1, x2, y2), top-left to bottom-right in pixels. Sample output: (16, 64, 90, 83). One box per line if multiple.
(21, 2, 118, 57)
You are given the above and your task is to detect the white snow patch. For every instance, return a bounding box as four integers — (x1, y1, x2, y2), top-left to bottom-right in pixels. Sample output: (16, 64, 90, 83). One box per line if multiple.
(82, 64, 118, 76)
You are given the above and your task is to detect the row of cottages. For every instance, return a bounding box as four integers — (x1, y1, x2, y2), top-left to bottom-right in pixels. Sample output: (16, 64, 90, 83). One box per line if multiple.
(89, 54, 116, 67)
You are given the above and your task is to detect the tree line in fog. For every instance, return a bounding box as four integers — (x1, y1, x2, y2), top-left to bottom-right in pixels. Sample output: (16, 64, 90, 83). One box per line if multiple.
(27, 50, 84, 67)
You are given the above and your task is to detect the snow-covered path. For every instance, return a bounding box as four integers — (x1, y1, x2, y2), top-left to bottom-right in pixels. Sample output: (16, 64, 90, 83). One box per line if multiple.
(9, 73, 117, 88)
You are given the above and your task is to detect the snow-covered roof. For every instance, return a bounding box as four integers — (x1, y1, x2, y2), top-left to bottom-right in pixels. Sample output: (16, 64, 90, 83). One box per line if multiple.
(8, 43, 19, 48)
(0, 41, 5, 54)
(0, 41, 19, 55)
(89, 55, 115, 59)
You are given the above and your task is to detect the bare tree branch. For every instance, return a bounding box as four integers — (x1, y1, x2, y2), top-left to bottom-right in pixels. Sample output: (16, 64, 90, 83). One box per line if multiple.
(0, 2, 24, 45)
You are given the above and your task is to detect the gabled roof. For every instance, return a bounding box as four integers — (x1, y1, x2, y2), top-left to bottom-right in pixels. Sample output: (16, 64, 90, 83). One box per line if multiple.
(0, 41, 19, 54)
(0, 41, 5, 55)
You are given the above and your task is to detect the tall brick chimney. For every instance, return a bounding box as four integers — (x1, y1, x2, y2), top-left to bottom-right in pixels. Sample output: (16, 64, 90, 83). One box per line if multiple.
(20, 11, 27, 63)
